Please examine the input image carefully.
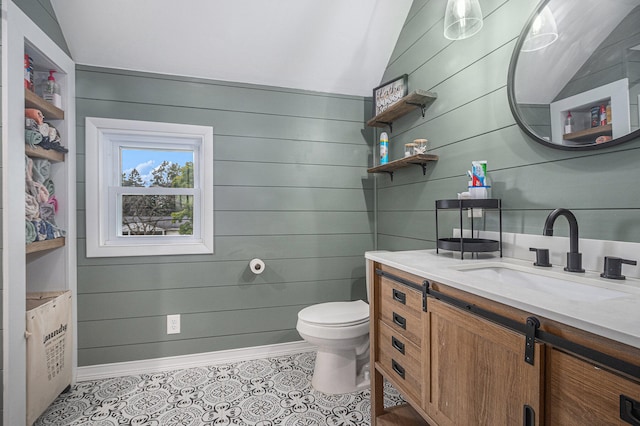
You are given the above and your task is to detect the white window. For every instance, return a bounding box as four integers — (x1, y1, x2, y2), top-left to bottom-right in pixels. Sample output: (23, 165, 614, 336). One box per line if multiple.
(85, 118, 214, 257)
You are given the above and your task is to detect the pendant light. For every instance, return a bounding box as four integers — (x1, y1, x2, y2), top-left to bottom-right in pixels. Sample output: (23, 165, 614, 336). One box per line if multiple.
(521, 6, 558, 52)
(444, 0, 484, 41)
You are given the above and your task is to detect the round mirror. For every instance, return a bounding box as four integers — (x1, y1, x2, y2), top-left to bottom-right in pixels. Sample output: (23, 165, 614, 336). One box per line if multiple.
(508, 0, 640, 150)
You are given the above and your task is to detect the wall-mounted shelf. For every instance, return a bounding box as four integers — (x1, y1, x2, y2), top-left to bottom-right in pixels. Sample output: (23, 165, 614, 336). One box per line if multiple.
(563, 124, 612, 142)
(367, 89, 437, 133)
(26, 237, 66, 255)
(367, 153, 439, 181)
(25, 88, 64, 120)
(25, 144, 65, 162)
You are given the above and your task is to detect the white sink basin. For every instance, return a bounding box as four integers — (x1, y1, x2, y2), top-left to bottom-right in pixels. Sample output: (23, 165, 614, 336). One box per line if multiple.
(451, 263, 629, 302)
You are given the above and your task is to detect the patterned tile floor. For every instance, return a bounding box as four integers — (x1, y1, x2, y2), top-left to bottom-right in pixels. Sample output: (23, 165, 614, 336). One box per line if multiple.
(35, 351, 405, 425)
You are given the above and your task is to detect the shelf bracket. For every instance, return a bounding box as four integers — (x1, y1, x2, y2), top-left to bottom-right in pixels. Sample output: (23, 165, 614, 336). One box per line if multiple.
(412, 162, 427, 175)
(377, 121, 393, 133)
(406, 101, 427, 118)
(385, 171, 394, 181)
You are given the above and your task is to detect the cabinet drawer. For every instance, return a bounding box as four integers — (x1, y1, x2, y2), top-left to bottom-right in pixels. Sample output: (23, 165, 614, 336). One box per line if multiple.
(377, 320, 422, 378)
(377, 324, 422, 402)
(379, 280, 423, 346)
(380, 275, 423, 317)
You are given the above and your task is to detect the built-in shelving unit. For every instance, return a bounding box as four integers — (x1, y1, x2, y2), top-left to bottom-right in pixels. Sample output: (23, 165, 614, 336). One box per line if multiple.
(367, 89, 437, 133)
(367, 153, 438, 181)
(2, 3, 77, 424)
(435, 198, 502, 258)
(563, 124, 612, 143)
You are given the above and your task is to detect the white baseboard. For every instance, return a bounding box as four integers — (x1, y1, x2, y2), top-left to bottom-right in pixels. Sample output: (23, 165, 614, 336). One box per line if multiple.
(76, 340, 315, 382)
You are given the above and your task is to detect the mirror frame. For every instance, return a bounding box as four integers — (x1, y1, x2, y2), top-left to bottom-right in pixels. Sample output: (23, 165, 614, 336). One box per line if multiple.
(507, 0, 640, 151)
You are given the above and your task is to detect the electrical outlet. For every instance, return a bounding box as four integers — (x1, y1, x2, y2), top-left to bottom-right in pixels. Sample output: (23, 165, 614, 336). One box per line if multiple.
(167, 314, 181, 334)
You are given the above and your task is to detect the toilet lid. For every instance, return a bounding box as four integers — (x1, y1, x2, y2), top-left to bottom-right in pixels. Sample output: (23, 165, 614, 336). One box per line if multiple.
(298, 300, 369, 327)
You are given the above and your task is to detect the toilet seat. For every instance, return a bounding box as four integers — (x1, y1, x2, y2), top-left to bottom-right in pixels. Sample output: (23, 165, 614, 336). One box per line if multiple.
(298, 300, 369, 327)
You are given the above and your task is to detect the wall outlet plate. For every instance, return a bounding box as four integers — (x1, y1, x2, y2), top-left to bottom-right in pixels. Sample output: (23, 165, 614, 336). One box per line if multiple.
(167, 314, 181, 334)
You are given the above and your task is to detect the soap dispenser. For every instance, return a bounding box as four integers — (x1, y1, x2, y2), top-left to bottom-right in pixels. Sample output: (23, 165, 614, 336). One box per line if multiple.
(42, 70, 61, 108)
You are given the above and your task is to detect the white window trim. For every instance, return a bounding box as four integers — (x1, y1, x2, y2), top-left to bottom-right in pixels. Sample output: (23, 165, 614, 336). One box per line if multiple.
(85, 117, 214, 257)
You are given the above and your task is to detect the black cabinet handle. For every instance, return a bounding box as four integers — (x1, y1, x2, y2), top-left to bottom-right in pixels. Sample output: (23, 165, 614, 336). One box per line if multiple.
(391, 336, 405, 354)
(391, 359, 405, 379)
(392, 288, 406, 304)
(621, 395, 640, 425)
(392, 312, 406, 329)
(523, 405, 535, 426)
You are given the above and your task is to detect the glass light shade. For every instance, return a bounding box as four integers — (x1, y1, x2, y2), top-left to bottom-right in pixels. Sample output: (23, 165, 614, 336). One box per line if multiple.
(521, 6, 558, 52)
(444, 0, 484, 41)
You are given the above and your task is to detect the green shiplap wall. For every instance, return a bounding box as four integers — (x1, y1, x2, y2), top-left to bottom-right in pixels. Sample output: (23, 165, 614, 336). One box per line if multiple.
(376, 0, 640, 251)
(14, 0, 70, 55)
(75, 66, 374, 365)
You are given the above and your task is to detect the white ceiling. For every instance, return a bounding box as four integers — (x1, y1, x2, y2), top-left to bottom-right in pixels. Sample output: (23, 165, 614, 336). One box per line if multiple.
(50, 0, 413, 97)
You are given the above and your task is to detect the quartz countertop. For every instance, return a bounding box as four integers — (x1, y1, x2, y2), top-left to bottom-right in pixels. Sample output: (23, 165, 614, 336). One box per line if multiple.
(366, 249, 640, 349)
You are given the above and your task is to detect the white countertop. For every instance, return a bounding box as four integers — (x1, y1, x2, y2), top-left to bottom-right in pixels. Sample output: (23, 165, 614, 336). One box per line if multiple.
(366, 249, 640, 349)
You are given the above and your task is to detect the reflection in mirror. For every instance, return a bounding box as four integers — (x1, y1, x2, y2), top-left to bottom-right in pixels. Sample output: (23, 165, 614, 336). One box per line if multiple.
(508, 0, 640, 150)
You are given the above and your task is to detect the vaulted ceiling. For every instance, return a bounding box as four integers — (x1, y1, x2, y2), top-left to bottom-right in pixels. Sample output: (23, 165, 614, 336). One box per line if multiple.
(51, 0, 413, 96)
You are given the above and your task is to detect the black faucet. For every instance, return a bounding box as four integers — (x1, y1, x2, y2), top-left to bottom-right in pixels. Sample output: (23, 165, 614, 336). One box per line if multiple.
(543, 208, 585, 272)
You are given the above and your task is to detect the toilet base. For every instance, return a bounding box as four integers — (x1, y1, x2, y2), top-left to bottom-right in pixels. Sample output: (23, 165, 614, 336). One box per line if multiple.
(311, 347, 370, 394)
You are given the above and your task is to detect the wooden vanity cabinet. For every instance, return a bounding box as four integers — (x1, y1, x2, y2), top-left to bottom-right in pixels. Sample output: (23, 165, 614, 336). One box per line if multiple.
(546, 347, 640, 425)
(428, 298, 544, 425)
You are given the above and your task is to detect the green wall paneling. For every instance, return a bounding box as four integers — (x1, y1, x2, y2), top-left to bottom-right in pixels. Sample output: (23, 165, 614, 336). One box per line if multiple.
(78, 329, 303, 366)
(78, 279, 365, 322)
(79, 305, 310, 348)
(76, 234, 374, 266)
(77, 256, 367, 293)
(14, 0, 69, 55)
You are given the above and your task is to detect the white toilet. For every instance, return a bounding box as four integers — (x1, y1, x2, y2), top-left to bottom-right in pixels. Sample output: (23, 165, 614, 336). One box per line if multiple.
(296, 299, 370, 394)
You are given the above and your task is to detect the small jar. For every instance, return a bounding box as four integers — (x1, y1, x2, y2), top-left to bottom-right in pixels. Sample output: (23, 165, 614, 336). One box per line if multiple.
(413, 139, 428, 154)
(404, 143, 417, 157)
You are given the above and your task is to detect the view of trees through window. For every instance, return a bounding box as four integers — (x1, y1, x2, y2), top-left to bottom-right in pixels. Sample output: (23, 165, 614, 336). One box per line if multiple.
(121, 149, 195, 236)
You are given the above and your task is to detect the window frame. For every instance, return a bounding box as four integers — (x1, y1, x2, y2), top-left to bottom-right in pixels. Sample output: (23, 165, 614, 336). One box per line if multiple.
(85, 117, 214, 257)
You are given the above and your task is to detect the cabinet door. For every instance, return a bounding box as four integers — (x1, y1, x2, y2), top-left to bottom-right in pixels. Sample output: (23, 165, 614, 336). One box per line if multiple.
(428, 299, 544, 426)
(547, 347, 640, 425)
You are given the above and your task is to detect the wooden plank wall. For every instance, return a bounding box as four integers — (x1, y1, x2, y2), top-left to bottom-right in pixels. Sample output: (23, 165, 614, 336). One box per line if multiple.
(376, 0, 640, 252)
(74, 66, 374, 365)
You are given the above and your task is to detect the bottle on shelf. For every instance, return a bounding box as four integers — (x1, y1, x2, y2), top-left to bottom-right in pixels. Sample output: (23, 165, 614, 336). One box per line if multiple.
(606, 101, 612, 125)
(41, 70, 62, 108)
(564, 111, 574, 134)
(599, 104, 607, 126)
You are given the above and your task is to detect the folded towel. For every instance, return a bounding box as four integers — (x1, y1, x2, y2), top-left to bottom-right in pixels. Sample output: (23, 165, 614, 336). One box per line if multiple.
(25, 220, 37, 244)
(48, 194, 59, 213)
(38, 122, 50, 137)
(25, 193, 40, 220)
(25, 118, 39, 130)
(44, 178, 55, 196)
(33, 181, 50, 204)
(40, 202, 56, 223)
(25, 108, 44, 125)
(25, 129, 43, 147)
(31, 158, 51, 183)
(32, 219, 48, 241)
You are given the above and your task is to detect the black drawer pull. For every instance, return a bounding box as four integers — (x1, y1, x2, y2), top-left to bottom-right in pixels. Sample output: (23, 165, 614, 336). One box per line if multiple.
(391, 336, 405, 354)
(621, 394, 640, 425)
(391, 359, 405, 379)
(392, 288, 406, 304)
(392, 312, 406, 329)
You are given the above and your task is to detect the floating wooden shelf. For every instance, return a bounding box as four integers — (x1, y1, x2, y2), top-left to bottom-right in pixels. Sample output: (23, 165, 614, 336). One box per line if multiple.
(26, 237, 65, 254)
(25, 88, 64, 120)
(563, 124, 612, 142)
(25, 144, 65, 162)
(368, 153, 438, 181)
(367, 89, 437, 132)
